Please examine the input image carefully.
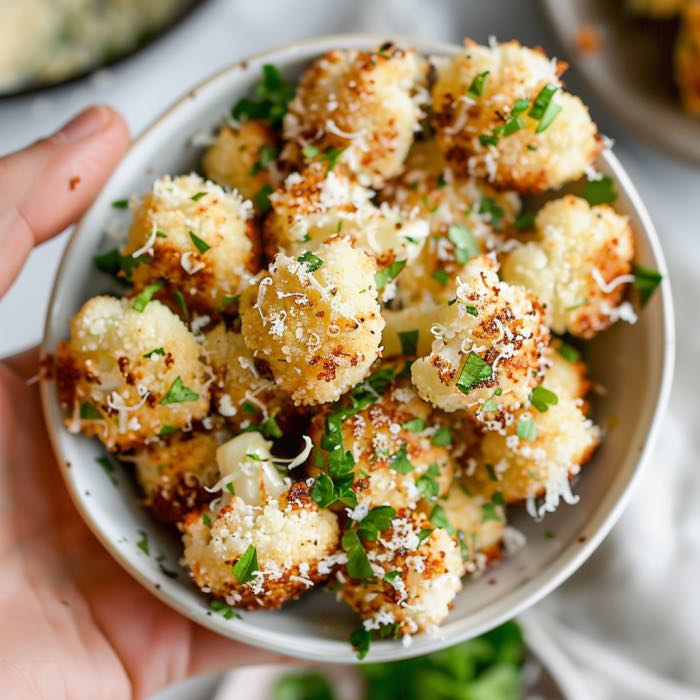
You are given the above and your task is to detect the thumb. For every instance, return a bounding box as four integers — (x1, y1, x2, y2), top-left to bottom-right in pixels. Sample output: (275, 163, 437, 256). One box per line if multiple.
(0, 105, 130, 296)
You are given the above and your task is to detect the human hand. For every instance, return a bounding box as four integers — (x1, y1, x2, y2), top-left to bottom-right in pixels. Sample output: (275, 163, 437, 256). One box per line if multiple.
(0, 107, 281, 700)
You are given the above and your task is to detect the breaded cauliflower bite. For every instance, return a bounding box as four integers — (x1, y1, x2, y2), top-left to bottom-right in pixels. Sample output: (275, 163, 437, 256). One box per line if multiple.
(284, 44, 429, 186)
(411, 255, 549, 425)
(501, 195, 635, 339)
(262, 162, 428, 277)
(123, 174, 259, 313)
(56, 296, 210, 451)
(465, 349, 599, 517)
(202, 120, 282, 201)
(240, 238, 384, 405)
(204, 323, 298, 433)
(381, 140, 521, 305)
(432, 40, 600, 193)
(309, 365, 455, 511)
(182, 432, 340, 609)
(676, 0, 700, 115)
(338, 509, 462, 635)
(128, 430, 222, 524)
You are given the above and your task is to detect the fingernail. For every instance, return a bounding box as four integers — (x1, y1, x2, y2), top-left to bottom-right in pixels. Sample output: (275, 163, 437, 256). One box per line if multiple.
(56, 106, 111, 144)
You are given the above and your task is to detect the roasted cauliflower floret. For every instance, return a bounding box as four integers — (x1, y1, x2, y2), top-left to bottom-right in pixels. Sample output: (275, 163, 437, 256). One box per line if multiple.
(338, 509, 462, 635)
(56, 296, 210, 451)
(676, 0, 700, 115)
(263, 163, 428, 278)
(309, 364, 455, 512)
(411, 255, 549, 425)
(381, 140, 521, 305)
(182, 433, 339, 609)
(544, 341, 590, 401)
(501, 195, 635, 339)
(465, 360, 600, 517)
(128, 430, 222, 524)
(240, 238, 384, 405)
(438, 482, 505, 575)
(284, 44, 429, 186)
(122, 173, 260, 313)
(204, 323, 299, 434)
(432, 40, 600, 193)
(202, 121, 282, 201)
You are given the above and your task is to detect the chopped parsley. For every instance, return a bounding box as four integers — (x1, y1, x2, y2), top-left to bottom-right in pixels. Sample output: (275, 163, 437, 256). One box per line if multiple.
(429, 504, 454, 534)
(214, 294, 237, 313)
(467, 70, 490, 98)
(95, 456, 118, 486)
(417, 527, 432, 544)
(232, 544, 258, 584)
(516, 417, 537, 441)
(210, 599, 239, 620)
(375, 259, 406, 290)
(583, 175, 617, 206)
(448, 224, 479, 263)
(297, 251, 324, 272)
(350, 625, 372, 660)
(402, 418, 425, 433)
(136, 530, 149, 555)
(202, 512, 212, 526)
(231, 63, 294, 129)
(634, 264, 662, 306)
(111, 198, 129, 209)
(479, 197, 504, 231)
(456, 352, 492, 394)
(249, 143, 279, 175)
(131, 281, 164, 312)
(189, 230, 211, 254)
(480, 387, 503, 413)
(481, 502, 502, 524)
(80, 402, 101, 420)
(417, 473, 440, 501)
(529, 84, 562, 133)
(531, 385, 558, 413)
(254, 183, 274, 212)
(342, 529, 373, 580)
(94, 248, 145, 286)
(190, 191, 207, 202)
(389, 443, 414, 474)
(557, 341, 580, 363)
(357, 505, 396, 541)
(544, 530, 556, 539)
(431, 426, 452, 447)
(465, 304, 478, 317)
(513, 210, 536, 231)
(431, 268, 450, 286)
(158, 425, 179, 437)
(320, 145, 346, 171)
(485, 463, 499, 482)
(398, 329, 419, 356)
(384, 570, 402, 584)
(565, 298, 588, 312)
(160, 376, 199, 404)
(302, 145, 320, 158)
(143, 347, 165, 359)
(173, 288, 189, 321)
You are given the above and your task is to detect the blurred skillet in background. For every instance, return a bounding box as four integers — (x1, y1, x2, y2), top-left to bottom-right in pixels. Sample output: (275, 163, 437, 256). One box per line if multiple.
(541, 0, 700, 164)
(0, 0, 207, 98)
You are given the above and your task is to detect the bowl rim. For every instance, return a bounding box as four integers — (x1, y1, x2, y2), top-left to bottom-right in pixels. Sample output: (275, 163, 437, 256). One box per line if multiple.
(39, 32, 676, 664)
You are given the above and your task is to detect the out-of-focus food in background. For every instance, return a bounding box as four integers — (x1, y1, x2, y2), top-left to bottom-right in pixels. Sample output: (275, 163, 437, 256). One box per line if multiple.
(0, 0, 200, 96)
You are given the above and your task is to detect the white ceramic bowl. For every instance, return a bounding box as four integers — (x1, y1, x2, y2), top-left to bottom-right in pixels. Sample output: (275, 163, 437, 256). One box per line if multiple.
(40, 34, 675, 664)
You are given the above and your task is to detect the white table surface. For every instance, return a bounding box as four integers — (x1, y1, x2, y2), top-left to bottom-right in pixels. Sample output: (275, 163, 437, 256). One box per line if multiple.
(2, 1, 698, 698)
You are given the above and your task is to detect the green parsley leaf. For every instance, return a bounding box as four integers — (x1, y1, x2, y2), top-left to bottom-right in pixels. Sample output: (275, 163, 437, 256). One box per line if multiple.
(531, 385, 558, 413)
(358, 505, 396, 541)
(479, 197, 504, 231)
(544, 529, 556, 539)
(136, 529, 149, 555)
(465, 304, 478, 317)
(311, 473, 337, 509)
(80, 402, 101, 420)
(481, 502, 502, 523)
(160, 376, 199, 404)
(202, 512, 212, 526)
(260, 411, 283, 440)
(402, 418, 425, 433)
(492, 490, 505, 506)
(232, 544, 258, 584)
(131, 281, 164, 312)
(190, 191, 207, 202)
(155, 230, 167, 238)
(398, 329, 419, 356)
(516, 417, 537, 441)
(479, 132, 500, 147)
(384, 570, 402, 584)
(375, 259, 406, 289)
(213, 294, 237, 312)
(320, 145, 346, 171)
(448, 224, 479, 263)
(431, 426, 452, 447)
(429, 504, 455, 534)
(350, 625, 372, 660)
(143, 347, 165, 359)
(417, 474, 440, 501)
(158, 425, 179, 437)
(529, 84, 561, 133)
(634, 264, 662, 306)
(417, 527, 432, 544)
(111, 198, 129, 209)
(210, 599, 239, 620)
(189, 230, 211, 254)
(95, 456, 118, 486)
(557, 342, 580, 363)
(173, 288, 189, 321)
(94, 248, 145, 286)
(249, 143, 279, 175)
(297, 251, 324, 272)
(389, 443, 414, 474)
(513, 211, 536, 231)
(342, 529, 373, 579)
(485, 463, 499, 482)
(254, 183, 274, 212)
(467, 70, 490, 98)
(431, 268, 450, 286)
(232, 63, 294, 129)
(583, 175, 618, 206)
(456, 352, 492, 394)
(565, 298, 588, 312)
(302, 145, 320, 158)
